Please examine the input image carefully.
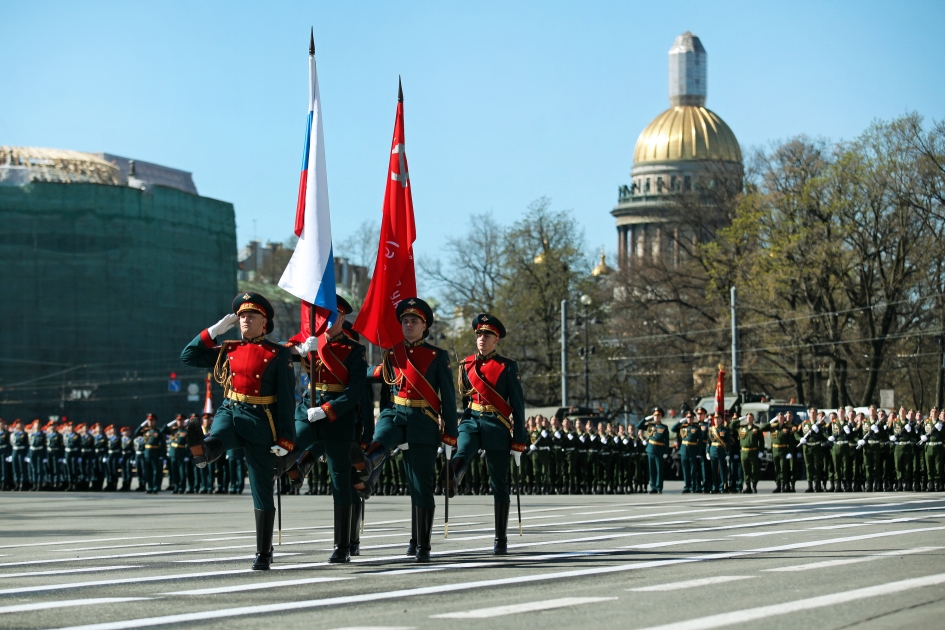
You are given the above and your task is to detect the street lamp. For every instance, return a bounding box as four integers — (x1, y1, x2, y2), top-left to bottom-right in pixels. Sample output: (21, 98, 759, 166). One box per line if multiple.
(580, 294, 592, 407)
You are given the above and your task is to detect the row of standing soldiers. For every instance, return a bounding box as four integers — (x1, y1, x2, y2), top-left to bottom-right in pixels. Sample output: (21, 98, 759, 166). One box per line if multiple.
(0, 415, 248, 494)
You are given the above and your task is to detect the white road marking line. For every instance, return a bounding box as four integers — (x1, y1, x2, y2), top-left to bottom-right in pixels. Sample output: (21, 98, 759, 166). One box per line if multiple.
(59, 543, 173, 553)
(0, 565, 141, 579)
(628, 576, 752, 592)
(161, 576, 352, 595)
(364, 563, 493, 576)
(623, 539, 718, 550)
(0, 597, 152, 615)
(0, 568, 251, 595)
(573, 510, 628, 515)
(44, 525, 945, 630)
(763, 546, 943, 572)
(431, 596, 618, 619)
(324, 627, 415, 630)
(635, 571, 945, 630)
(175, 552, 301, 563)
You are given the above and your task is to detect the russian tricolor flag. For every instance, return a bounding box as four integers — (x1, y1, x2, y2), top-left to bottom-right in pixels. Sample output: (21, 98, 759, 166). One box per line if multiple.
(279, 30, 337, 337)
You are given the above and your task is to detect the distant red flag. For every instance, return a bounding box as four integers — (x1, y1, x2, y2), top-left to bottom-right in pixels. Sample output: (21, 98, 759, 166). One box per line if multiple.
(353, 78, 417, 348)
(714, 365, 726, 426)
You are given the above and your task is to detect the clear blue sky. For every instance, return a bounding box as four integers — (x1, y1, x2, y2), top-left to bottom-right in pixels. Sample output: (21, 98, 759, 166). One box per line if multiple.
(2, 0, 943, 265)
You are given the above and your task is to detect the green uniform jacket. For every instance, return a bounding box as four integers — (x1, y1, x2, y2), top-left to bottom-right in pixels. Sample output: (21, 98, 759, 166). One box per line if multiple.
(458, 351, 527, 449)
(645, 423, 670, 456)
(375, 339, 458, 445)
(729, 420, 764, 451)
(181, 332, 296, 449)
(760, 421, 796, 449)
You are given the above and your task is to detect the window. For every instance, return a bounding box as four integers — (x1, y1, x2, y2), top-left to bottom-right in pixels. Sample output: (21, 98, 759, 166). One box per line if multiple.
(683, 175, 691, 191)
(657, 177, 664, 193)
(670, 175, 678, 191)
(644, 178, 651, 193)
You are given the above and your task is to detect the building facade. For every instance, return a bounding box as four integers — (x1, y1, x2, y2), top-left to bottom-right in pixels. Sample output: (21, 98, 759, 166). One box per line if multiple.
(612, 32, 743, 269)
(0, 147, 237, 426)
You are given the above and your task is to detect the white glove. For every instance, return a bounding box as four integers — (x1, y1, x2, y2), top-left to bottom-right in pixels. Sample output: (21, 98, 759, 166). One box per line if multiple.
(811, 424, 820, 433)
(511, 450, 521, 466)
(443, 444, 452, 459)
(936, 422, 943, 431)
(579, 436, 586, 443)
(786, 453, 793, 459)
(567, 434, 574, 440)
(889, 435, 897, 442)
(24, 457, 30, 463)
(871, 424, 879, 433)
(554, 431, 561, 439)
(297, 336, 317, 355)
(843, 425, 851, 434)
(208, 313, 238, 339)
(904, 424, 912, 433)
(622, 438, 629, 445)
(270, 445, 288, 457)
(758, 452, 763, 459)
(857, 439, 865, 447)
(529, 444, 537, 452)
(799, 438, 807, 445)
(307, 407, 327, 422)
(601, 438, 608, 444)
(540, 430, 548, 438)
(920, 435, 928, 443)
(706, 453, 711, 460)
(399, 442, 410, 451)
(828, 436, 835, 442)
(437, 446, 444, 456)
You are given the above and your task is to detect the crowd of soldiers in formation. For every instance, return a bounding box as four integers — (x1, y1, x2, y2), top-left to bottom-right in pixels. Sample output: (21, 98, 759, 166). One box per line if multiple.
(0, 414, 248, 494)
(4, 404, 944, 496)
(331, 405, 945, 495)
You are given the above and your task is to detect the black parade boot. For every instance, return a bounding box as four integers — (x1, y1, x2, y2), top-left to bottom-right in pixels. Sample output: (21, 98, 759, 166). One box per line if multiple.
(349, 498, 364, 556)
(328, 503, 352, 564)
(252, 509, 275, 570)
(493, 501, 511, 555)
(415, 506, 435, 563)
(406, 504, 418, 556)
(442, 456, 467, 499)
(187, 420, 224, 469)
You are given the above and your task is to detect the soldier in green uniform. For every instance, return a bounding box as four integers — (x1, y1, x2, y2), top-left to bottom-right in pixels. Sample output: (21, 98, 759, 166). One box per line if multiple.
(26, 420, 47, 491)
(444, 314, 527, 554)
(730, 413, 764, 493)
(104, 425, 121, 491)
(119, 426, 135, 491)
(827, 410, 856, 492)
(643, 408, 669, 493)
(532, 416, 554, 494)
(551, 417, 567, 494)
(47, 421, 65, 491)
(282, 295, 367, 563)
(560, 418, 577, 494)
(797, 409, 827, 492)
(889, 407, 916, 491)
(914, 410, 927, 491)
(671, 411, 698, 493)
(586, 421, 602, 494)
(167, 415, 188, 494)
(135, 415, 169, 493)
(761, 412, 792, 493)
(183, 292, 296, 570)
(923, 409, 944, 491)
(354, 298, 458, 562)
(860, 407, 885, 492)
(0, 419, 11, 491)
(9, 420, 28, 491)
(706, 413, 730, 493)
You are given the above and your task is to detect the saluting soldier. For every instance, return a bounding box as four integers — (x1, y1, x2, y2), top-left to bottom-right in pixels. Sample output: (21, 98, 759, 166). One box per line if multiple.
(828, 410, 856, 492)
(706, 418, 729, 494)
(797, 409, 827, 492)
(923, 409, 944, 491)
(671, 411, 698, 494)
(182, 292, 296, 570)
(135, 415, 169, 493)
(443, 314, 527, 554)
(353, 297, 458, 562)
(119, 426, 135, 491)
(644, 408, 669, 494)
(761, 412, 793, 493)
(283, 295, 367, 563)
(730, 413, 764, 493)
(132, 425, 147, 492)
(889, 407, 916, 492)
(167, 415, 189, 494)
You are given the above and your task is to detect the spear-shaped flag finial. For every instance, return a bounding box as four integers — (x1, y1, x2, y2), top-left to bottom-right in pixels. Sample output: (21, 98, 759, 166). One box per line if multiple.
(309, 27, 315, 56)
(398, 75, 403, 103)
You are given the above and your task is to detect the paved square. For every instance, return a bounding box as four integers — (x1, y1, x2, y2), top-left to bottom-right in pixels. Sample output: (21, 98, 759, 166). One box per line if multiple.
(2, 483, 945, 629)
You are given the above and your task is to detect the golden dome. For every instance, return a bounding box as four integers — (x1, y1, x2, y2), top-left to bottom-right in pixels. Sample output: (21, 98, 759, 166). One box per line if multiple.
(633, 106, 741, 165)
(591, 249, 612, 277)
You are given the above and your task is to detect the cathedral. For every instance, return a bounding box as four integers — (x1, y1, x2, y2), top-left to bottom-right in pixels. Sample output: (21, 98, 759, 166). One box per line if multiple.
(612, 32, 743, 269)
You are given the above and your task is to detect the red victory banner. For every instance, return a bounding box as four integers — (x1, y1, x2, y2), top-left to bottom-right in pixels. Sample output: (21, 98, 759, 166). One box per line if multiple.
(353, 78, 417, 348)
(713, 364, 726, 425)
